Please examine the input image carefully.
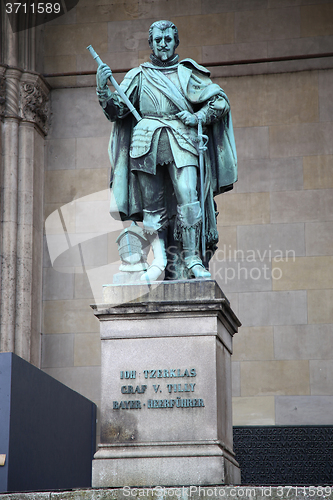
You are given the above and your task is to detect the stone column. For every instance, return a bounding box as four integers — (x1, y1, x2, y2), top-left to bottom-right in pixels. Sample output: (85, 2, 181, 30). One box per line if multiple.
(92, 280, 241, 487)
(0, 67, 21, 354)
(16, 74, 49, 364)
(0, 8, 50, 365)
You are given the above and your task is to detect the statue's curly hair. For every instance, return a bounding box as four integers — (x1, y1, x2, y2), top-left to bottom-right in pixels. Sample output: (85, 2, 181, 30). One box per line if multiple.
(148, 20, 179, 49)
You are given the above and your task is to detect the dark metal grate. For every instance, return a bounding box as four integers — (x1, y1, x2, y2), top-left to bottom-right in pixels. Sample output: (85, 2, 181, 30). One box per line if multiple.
(233, 426, 333, 485)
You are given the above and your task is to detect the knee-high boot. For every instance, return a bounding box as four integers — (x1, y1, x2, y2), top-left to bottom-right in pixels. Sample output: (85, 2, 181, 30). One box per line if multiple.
(176, 202, 211, 279)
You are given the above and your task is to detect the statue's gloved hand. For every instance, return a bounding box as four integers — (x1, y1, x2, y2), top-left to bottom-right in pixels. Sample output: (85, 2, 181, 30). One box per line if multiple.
(96, 63, 112, 90)
(96, 63, 114, 108)
(176, 111, 198, 127)
(211, 96, 230, 117)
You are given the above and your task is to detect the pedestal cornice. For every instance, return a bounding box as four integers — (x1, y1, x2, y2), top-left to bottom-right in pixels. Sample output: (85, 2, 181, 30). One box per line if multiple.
(92, 280, 240, 328)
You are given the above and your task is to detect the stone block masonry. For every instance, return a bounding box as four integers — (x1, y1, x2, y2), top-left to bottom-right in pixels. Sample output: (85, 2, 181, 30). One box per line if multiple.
(91, 280, 241, 487)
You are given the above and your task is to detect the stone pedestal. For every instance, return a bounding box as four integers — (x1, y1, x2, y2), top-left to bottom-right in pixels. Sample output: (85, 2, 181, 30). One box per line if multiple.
(91, 280, 241, 487)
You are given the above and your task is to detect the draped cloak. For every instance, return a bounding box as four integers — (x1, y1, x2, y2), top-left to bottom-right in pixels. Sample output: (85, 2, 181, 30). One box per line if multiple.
(106, 58, 237, 251)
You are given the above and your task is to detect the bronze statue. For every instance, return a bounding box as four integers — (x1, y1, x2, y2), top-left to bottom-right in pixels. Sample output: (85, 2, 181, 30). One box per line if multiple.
(93, 20, 237, 282)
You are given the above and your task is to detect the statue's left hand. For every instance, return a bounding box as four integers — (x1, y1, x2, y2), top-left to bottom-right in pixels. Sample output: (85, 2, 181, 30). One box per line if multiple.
(176, 111, 198, 127)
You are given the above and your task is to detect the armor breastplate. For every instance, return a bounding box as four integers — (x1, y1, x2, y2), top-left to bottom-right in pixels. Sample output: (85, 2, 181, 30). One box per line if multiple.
(130, 68, 198, 162)
(139, 70, 181, 117)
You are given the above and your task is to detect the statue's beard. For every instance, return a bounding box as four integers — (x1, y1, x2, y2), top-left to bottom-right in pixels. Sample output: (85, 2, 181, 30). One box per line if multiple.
(159, 51, 170, 61)
(150, 53, 179, 67)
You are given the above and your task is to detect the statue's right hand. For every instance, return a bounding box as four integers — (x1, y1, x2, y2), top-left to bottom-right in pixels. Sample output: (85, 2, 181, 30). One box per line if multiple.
(96, 63, 112, 89)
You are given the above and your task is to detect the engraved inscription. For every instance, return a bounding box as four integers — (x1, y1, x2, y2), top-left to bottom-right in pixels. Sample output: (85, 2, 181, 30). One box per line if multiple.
(166, 383, 195, 393)
(147, 398, 205, 408)
(121, 385, 147, 394)
(113, 400, 142, 409)
(114, 367, 204, 410)
(120, 370, 136, 379)
(143, 368, 196, 378)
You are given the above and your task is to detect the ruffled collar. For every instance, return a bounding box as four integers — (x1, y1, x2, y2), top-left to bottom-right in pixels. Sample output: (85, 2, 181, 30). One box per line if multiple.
(149, 53, 179, 67)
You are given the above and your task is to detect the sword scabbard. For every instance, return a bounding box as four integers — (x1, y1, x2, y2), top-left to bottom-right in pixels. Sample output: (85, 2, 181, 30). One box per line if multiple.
(198, 117, 206, 260)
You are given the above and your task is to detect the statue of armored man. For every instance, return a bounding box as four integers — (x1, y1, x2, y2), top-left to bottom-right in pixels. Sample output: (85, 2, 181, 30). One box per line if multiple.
(94, 20, 237, 282)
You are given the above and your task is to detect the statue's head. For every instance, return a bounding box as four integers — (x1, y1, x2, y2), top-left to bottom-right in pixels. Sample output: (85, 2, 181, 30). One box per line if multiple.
(148, 20, 179, 61)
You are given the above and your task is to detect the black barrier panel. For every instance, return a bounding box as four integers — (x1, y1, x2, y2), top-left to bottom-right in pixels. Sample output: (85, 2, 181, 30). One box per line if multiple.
(0, 352, 96, 493)
(233, 426, 333, 485)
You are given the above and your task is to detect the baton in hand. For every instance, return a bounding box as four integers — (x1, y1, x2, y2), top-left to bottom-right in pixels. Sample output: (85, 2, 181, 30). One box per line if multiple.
(87, 44, 141, 122)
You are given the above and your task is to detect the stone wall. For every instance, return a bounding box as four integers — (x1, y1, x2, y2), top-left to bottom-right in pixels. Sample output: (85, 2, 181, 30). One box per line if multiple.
(214, 67, 333, 426)
(41, 0, 333, 431)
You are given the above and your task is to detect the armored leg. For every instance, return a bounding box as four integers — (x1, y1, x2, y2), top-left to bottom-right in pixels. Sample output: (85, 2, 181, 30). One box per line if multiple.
(175, 201, 211, 279)
(140, 207, 168, 282)
(136, 170, 169, 281)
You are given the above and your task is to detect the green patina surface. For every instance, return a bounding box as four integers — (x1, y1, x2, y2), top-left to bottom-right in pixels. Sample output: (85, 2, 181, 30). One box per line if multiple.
(92, 20, 237, 283)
